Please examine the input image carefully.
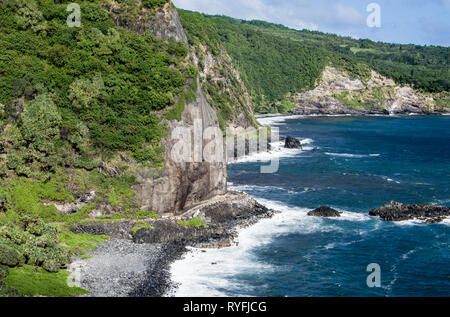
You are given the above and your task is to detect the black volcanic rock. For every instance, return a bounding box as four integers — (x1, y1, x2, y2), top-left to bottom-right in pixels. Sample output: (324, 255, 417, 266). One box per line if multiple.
(308, 206, 342, 218)
(284, 136, 302, 149)
(369, 201, 450, 223)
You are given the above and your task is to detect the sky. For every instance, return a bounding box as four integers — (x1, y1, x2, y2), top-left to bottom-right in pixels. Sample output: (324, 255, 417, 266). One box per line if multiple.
(172, 0, 450, 46)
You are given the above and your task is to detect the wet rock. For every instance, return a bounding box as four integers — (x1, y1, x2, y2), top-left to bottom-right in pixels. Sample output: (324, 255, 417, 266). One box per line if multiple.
(425, 217, 444, 224)
(369, 201, 450, 222)
(284, 136, 303, 149)
(69, 192, 277, 296)
(307, 206, 342, 218)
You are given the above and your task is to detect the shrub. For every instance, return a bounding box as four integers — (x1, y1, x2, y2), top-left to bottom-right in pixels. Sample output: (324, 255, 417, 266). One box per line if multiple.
(177, 217, 208, 228)
(0, 241, 25, 267)
(19, 94, 62, 154)
(142, 0, 169, 9)
(68, 75, 104, 109)
(130, 221, 154, 235)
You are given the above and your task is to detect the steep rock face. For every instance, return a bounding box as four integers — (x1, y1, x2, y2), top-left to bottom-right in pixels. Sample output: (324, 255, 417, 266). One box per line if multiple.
(191, 42, 257, 132)
(106, 2, 227, 215)
(133, 79, 227, 215)
(292, 66, 446, 115)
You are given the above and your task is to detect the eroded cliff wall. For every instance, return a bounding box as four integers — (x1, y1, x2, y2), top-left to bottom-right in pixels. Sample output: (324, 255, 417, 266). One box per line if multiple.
(105, 2, 227, 215)
(292, 66, 447, 115)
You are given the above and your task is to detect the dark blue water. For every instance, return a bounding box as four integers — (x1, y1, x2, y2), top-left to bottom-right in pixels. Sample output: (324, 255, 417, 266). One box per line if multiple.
(223, 116, 450, 297)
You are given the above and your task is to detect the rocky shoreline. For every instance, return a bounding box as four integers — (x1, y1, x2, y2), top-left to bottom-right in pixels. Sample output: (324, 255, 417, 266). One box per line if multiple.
(369, 201, 450, 224)
(69, 191, 275, 297)
(255, 112, 446, 120)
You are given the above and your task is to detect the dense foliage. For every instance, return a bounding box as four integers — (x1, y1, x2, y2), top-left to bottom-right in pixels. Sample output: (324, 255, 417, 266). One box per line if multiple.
(0, 0, 193, 170)
(0, 0, 190, 297)
(179, 10, 373, 110)
(236, 17, 450, 94)
(179, 10, 449, 113)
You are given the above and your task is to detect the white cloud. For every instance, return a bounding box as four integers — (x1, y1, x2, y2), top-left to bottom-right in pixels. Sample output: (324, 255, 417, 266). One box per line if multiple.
(172, 0, 366, 30)
(298, 20, 319, 31)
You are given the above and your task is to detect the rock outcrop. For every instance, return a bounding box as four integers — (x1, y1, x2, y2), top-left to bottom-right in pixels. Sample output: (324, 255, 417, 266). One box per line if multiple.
(191, 38, 257, 131)
(369, 201, 450, 223)
(41, 191, 97, 215)
(284, 136, 302, 149)
(292, 66, 446, 115)
(70, 191, 274, 247)
(105, 2, 227, 215)
(307, 206, 342, 218)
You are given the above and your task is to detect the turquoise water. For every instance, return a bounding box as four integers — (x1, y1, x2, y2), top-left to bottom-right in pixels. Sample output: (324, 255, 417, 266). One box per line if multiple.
(172, 116, 450, 297)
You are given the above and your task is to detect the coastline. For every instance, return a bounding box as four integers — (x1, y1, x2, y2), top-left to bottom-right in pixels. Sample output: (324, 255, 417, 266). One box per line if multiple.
(74, 112, 329, 296)
(255, 112, 448, 120)
(72, 191, 276, 297)
(73, 114, 450, 297)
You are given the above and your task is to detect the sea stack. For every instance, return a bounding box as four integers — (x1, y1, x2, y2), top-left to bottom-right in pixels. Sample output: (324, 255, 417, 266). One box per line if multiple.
(284, 136, 303, 149)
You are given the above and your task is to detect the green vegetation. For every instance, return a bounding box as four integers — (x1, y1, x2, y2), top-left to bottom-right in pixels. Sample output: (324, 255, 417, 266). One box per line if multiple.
(0, 216, 71, 272)
(179, 10, 449, 114)
(0, 0, 181, 297)
(433, 92, 450, 111)
(142, 0, 169, 9)
(0, 211, 109, 296)
(0, 0, 194, 171)
(237, 20, 449, 94)
(4, 265, 89, 297)
(58, 231, 109, 255)
(165, 74, 198, 121)
(255, 98, 296, 114)
(179, 10, 373, 113)
(130, 221, 154, 235)
(333, 86, 394, 111)
(97, 209, 160, 220)
(177, 217, 208, 228)
(0, 170, 140, 226)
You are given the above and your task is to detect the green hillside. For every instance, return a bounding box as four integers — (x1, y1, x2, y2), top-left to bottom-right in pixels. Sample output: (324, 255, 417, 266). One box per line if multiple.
(179, 10, 450, 113)
(0, 0, 191, 296)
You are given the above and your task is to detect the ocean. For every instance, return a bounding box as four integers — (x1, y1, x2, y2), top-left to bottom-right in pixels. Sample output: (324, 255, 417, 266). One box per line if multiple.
(170, 115, 450, 297)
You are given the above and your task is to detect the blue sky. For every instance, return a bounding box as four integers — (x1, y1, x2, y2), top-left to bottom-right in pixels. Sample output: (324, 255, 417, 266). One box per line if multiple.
(172, 0, 450, 46)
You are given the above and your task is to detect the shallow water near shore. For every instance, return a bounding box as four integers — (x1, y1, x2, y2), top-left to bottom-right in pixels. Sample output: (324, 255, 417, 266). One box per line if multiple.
(170, 116, 450, 297)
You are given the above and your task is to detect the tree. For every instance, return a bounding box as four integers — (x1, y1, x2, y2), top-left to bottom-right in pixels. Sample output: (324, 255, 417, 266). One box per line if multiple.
(68, 75, 104, 109)
(20, 94, 62, 154)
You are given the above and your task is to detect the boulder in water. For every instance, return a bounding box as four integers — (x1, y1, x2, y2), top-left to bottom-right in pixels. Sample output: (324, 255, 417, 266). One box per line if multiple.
(307, 206, 342, 218)
(284, 136, 302, 149)
(369, 201, 450, 223)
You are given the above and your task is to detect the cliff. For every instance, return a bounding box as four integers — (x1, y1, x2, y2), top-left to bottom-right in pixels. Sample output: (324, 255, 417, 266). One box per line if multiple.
(291, 66, 448, 115)
(178, 12, 449, 116)
(103, 1, 228, 214)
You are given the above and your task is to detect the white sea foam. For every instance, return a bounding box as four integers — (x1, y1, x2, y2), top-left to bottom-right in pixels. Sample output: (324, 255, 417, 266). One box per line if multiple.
(441, 218, 450, 226)
(380, 176, 401, 184)
(335, 211, 371, 222)
(325, 152, 381, 158)
(256, 115, 306, 126)
(301, 138, 314, 145)
(229, 140, 310, 164)
(168, 194, 371, 297)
